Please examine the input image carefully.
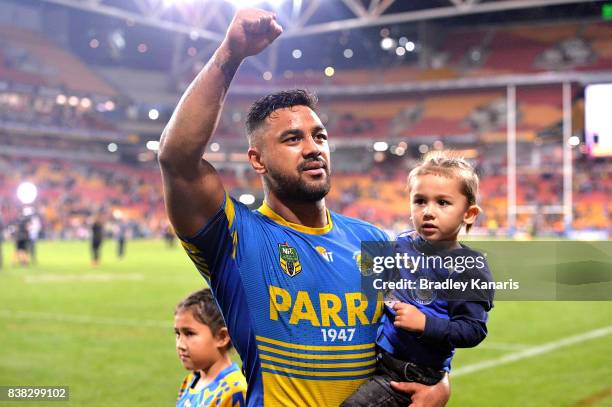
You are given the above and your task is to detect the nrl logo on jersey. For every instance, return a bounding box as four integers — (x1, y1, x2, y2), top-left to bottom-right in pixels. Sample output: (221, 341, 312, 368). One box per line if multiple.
(279, 242, 302, 277)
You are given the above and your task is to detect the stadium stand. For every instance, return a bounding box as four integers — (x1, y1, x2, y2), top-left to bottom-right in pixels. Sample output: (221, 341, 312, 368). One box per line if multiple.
(0, 19, 609, 239)
(0, 151, 608, 239)
(0, 26, 117, 96)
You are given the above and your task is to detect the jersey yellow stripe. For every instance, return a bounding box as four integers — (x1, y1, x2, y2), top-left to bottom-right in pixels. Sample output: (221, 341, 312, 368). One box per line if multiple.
(256, 335, 374, 351)
(261, 363, 375, 377)
(186, 253, 210, 271)
(225, 192, 235, 229)
(231, 230, 237, 259)
(258, 345, 375, 360)
(260, 353, 375, 369)
(186, 252, 206, 266)
(257, 201, 333, 235)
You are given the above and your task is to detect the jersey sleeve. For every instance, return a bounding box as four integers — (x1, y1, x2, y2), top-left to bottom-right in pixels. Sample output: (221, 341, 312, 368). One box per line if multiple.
(177, 192, 251, 282)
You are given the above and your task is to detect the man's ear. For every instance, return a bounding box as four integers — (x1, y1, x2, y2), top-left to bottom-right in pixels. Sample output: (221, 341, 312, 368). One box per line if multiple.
(248, 147, 266, 175)
(464, 204, 482, 227)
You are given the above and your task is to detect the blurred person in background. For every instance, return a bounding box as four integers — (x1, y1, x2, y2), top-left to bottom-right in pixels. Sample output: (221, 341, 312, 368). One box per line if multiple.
(163, 220, 176, 248)
(0, 213, 4, 269)
(27, 210, 42, 265)
(114, 216, 128, 259)
(13, 215, 31, 267)
(91, 214, 104, 267)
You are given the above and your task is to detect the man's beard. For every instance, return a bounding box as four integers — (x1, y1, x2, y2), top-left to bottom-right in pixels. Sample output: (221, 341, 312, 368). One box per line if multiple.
(265, 163, 331, 203)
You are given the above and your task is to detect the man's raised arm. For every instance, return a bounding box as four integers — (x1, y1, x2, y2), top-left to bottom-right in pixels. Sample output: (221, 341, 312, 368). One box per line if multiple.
(158, 9, 282, 237)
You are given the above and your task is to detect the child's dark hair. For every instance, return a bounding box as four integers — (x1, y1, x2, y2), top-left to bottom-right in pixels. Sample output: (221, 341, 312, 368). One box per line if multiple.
(175, 288, 228, 342)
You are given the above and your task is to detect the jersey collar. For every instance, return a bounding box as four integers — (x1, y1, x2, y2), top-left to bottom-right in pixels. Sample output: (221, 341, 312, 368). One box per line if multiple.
(257, 201, 333, 235)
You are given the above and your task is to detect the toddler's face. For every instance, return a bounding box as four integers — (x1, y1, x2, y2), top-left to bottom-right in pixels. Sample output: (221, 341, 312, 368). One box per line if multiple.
(409, 173, 478, 243)
(174, 310, 221, 371)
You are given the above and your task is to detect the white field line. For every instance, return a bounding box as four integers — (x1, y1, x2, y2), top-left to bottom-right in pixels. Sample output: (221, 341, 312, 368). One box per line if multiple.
(0, 310, 170, 329)
(24, 273, 144, 283)
(478, 342, 533, 351)
(453, 325, 612, 377)
(2, 308, 610, 369)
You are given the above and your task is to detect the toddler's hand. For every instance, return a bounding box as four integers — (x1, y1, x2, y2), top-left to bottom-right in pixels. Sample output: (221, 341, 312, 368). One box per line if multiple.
(393, 302, 426, 333)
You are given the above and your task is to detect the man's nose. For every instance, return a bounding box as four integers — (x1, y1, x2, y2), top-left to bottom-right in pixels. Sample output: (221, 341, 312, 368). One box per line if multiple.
(302, 135, 322, 157)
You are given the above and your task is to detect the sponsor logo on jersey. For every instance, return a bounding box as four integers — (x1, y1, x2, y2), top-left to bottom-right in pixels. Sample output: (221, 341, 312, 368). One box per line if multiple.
(410, 277, 436, 305)
(354, 251, 374, 276)
(315, 246, 334, 262)
(269, 285, 384, 326)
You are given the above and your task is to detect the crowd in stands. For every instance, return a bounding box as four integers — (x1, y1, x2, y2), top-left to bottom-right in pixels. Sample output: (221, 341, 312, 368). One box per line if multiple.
(0, 91, 117, 134)
(4, 20, 609, 146)
(0, 26, 116, 96)
(216, 84, 563, 144)
(0, 27, 119, 136)
(0, 153, 608, 242)
(227, 21, 612, 87)
(0, 155, 164, 240)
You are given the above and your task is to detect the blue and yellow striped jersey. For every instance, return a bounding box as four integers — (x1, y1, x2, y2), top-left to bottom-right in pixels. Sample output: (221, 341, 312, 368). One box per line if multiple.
(176, 363, 247, 407)
(179, 194, 388, 406)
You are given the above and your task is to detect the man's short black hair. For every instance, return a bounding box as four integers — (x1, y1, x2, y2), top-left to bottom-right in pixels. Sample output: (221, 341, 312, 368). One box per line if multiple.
(246, 89, 318, 142)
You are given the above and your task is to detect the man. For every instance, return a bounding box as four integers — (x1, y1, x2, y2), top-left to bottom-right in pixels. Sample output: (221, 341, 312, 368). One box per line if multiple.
(91, 214, 104, 267)
(115, 218, 127, 259)
(13, 215, 31, 267)
(159, 8, 450, 407)
(28, 212, 41, 265)
(0, 213, 4, 269)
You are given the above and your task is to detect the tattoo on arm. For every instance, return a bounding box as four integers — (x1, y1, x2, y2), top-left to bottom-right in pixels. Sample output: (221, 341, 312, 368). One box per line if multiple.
(211, 56, 240, 94)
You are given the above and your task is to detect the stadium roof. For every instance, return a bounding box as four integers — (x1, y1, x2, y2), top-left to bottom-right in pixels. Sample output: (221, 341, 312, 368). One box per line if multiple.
(36, 0, 602, 40)
(3, 0, 608, 90)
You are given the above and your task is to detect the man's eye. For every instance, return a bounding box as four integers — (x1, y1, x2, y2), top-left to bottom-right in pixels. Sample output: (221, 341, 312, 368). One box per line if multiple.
(316, 134, 328, 141)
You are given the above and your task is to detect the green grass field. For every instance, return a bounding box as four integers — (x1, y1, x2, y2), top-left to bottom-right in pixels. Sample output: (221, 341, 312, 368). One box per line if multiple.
(1, 240, 611, 406)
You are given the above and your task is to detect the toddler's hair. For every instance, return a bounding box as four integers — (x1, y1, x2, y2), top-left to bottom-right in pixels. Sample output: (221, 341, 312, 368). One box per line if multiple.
(176, 288, 228, 341)
(408, 151, 480, 232)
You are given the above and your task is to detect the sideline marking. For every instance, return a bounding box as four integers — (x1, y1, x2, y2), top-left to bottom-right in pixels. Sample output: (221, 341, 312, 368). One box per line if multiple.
(24, 273, 144, 283)
(454, 325, 612, 377)
(479, 342, 532, 351)
(0, 310, 169, 328)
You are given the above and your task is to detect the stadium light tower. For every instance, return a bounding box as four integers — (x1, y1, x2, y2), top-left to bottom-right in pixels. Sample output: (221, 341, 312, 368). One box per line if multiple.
(17, 182, 38, 205)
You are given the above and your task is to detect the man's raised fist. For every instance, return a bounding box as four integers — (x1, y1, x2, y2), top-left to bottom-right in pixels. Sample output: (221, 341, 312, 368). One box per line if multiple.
(222, 8, 283, 60)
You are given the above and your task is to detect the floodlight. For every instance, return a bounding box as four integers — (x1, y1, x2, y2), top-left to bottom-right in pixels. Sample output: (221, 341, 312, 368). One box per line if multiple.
(381, 37, 395, 50)
(373, 141, 388, 152)
(239, 194, 256, 205)
(17, 182, 38, 205)
(146, 140, 160, 151)
(148, 109, 160, 120)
